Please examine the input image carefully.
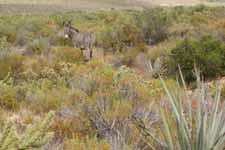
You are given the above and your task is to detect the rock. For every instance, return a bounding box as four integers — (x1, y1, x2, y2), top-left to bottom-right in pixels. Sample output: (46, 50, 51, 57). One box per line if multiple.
(133, 52, 148, 70)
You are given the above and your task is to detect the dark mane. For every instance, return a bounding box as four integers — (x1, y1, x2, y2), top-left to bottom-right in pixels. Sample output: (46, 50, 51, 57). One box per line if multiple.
(70, 26, 80, 33)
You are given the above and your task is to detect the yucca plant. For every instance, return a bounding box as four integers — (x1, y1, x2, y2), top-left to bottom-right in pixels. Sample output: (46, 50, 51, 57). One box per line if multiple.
(146, 58, 167, 78)
(159, 66, 225, 150)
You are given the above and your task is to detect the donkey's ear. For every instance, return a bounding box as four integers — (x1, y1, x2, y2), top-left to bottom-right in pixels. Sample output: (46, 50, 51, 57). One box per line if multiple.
(68, 20, 72, 25)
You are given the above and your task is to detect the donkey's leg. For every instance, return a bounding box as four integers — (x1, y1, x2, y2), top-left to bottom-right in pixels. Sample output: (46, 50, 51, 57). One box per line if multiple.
(88, 41, 93, 59)
(90, 48, 93, 59)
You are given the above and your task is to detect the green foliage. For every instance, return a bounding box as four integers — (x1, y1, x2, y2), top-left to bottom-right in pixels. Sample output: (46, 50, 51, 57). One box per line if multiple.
(137, 7, 172, 44)
(53, 47, 83, 63)
(28, 88, 63, 113)
(65, 135, 111, 150)
(26, 38, 50, 54)
(97, 13, 142, 54)
(171, 35, 225, 82)
(0, 6, 225, 150)
(0, 84, 18, 110)
(67, 62, 169, 148)
(121, 47, 141, 66)
(0, 37, 8, 50)
(0, 111, 55, 150)
(0, 53, 25, 80)
(159, 68, 225, 150)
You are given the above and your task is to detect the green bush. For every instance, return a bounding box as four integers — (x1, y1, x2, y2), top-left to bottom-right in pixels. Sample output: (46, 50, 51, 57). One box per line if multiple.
(26, 38, 50, 55)
(121, 47, 140, 66)
(65, 136, 111, 150)
(0, 84, 18, 110)
(171, 35, 225, 82)
(0, 53, 25, 80)
(0, 37, 8, 50)
(98, 27, 122, 54)
(137, 7, 172, 44)
(29, 88, 62, 113)
(53, 47, 83, 63)
(99, 23, 141, 54)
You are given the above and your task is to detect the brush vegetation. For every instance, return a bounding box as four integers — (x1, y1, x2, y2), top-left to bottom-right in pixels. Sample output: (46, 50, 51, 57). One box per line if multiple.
(0, 4, 224, 150)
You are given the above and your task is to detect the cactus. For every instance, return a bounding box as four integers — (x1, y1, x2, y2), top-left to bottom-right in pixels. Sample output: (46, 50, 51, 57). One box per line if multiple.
(0, 111, 55, 150)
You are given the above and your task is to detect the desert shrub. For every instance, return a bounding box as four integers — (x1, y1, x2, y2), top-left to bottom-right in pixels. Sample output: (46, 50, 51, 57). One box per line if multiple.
(19, 60, 168, 148)
(146, 39, 177, 63)
(65, 136, 111, 150)
(99, 23, 141, 54)
(168, 23, 195, 38)
(49, 34, 73, 46)
(0, 16, 42, 44)
(52, 47, 83, 63)
(0, 37, 8, 50)
(0, 84, 18, 110)
(28, 88, 64, 113)
(137, 7, 172, 45)
(120, 43, 147, 66)
(117, 23, 141, 47)
(171, 35, 225, 82)
(22, 56, 50, 77)
(26, 38, 50, 55)
(0, 53, 25, 80)
(98, 27, 122, 53)
(0, 37, 9, 59)
(121, 47, 140, 66)
(51, 105, 93, 139)
(65, 62, 169, 149)
(0, 111, 4, 128)
(15, 30, 31, 47)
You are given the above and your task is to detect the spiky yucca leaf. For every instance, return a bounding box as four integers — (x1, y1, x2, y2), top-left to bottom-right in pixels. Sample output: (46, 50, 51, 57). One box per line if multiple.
(160, 68, 225, 150)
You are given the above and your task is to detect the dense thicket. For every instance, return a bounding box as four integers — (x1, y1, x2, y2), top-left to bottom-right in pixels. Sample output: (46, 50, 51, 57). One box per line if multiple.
(171, 35, 225, 82)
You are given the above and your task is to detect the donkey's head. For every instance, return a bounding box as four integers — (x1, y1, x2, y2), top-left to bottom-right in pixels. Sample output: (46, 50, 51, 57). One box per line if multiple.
(62, 21, 79, 39)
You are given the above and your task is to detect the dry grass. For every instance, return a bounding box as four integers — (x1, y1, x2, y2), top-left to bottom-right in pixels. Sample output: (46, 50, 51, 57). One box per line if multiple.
(0, 0, 143, 14)
(0, 0, 224, 13)
(0, 0, 138, 7)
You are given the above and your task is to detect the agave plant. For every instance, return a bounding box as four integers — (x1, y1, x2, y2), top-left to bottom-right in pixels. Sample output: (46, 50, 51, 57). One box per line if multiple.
(159, 67, 225, 150)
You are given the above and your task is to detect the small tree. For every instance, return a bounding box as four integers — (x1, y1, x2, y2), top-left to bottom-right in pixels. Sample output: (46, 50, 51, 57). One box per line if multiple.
(171, 35, 225, 82)
(137, 7, 171, 45)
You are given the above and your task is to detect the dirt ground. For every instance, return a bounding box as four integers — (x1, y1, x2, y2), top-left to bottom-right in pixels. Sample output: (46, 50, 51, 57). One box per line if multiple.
(0, 0, 141, 14)
(0, 0, 224, 14)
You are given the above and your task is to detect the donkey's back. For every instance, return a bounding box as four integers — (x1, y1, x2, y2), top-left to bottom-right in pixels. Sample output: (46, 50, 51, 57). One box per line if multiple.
(74, 32, 94, 50)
